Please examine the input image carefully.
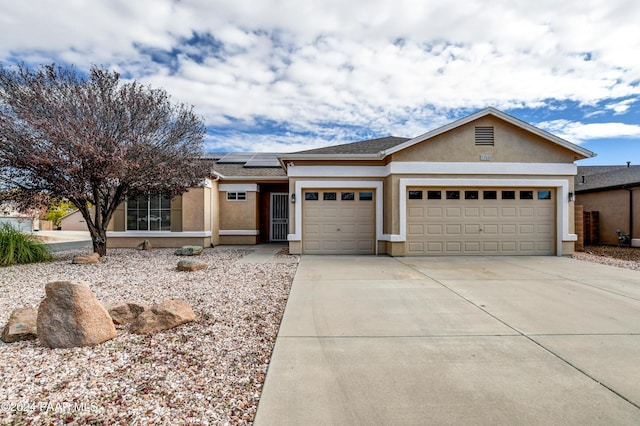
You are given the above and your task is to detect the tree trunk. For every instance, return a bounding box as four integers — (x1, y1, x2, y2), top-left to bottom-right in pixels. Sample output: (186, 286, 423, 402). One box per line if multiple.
(91, 227, 108, 257)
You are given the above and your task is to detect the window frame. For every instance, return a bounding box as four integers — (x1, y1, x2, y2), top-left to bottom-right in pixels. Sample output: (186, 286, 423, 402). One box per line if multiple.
(126, 194, 172, 231)
(227, 191, 247, 201)
(408, 190, 423, 200)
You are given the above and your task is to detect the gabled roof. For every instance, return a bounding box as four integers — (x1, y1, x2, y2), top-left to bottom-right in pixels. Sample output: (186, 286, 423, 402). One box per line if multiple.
(575, 165, 640, 192)
(279, 108, 595, 161)
(382, 107, 596, 159)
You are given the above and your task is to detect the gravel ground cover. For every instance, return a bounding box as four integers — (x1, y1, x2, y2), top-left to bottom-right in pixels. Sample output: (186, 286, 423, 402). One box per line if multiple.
(0, 247, 298, 425)
(572, 244, 640, 271)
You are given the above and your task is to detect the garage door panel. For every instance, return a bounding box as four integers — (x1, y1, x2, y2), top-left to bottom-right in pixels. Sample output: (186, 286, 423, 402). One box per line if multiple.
(409, 207, 424, 218)
(446, 207, 462, 217)
(483, 224, 498, 235)
(538, 224, 553, 234)
(465, 207, 480, 217)
(465, 241, 481, 252)
(407, 242, 425, 253)
(483, 241, 499, 252)
(427, 224, 442, 235)
(465, 224, 481, 234)
(445, 224, 462, 235)
(408, 224, 424, 236)
(427, 242, 444, 252)
(501, 241, 517, 252)
(407, 187, 555, 256)
(519, 241, 537, 253)
(519, 224, 535, 234)
(520, 207, 535, 217)
(502, 224, 517, 234)
(427, 207, 442, 217)
(483, 207, 499, 217)
(538, 207, 553, 217)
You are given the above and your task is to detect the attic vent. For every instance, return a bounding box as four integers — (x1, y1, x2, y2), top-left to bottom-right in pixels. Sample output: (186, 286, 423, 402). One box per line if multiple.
(475, 127, 494, 146)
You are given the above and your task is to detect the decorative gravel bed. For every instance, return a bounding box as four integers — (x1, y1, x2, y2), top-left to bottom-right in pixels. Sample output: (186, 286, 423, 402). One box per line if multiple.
(572, 245, 640, 271)
(0, 247, 298, 425)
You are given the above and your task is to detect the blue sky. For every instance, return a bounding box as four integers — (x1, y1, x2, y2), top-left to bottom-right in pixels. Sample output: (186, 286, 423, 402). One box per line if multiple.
(2, 0, 640, 165)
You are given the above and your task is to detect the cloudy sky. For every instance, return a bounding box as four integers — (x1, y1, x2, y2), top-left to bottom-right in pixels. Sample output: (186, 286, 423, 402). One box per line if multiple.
(2, 0, 640, 164)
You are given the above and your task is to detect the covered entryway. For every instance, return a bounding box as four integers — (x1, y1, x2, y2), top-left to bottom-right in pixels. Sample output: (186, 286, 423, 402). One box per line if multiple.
(302, 189, 375, 254)
(406, 187, 556, 255)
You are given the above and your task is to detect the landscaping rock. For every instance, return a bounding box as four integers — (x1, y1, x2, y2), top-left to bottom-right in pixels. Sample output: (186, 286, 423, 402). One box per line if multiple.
(136, 240, 153, 251)
(177, 259, 206, 272)
(72, 252, 100, 264)
(106, 301, 149, 325)
(37, 281, 116, 348)
(174, 245, 203, 256)
(1, 306, 38, 343)
(129, 299, 195, 334)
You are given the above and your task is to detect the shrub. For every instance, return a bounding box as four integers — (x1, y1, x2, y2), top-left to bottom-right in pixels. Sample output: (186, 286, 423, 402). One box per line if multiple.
(0, 223, 53, 266)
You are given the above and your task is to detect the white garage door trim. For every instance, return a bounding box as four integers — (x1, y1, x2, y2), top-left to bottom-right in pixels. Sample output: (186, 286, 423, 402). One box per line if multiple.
(288, 180, 384, 254)
(396, 178, 575, 256)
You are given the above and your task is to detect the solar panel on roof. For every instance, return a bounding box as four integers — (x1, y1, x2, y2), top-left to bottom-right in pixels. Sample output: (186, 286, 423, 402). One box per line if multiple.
(216, 153, 255, 163)
(245, 155, 281, 167)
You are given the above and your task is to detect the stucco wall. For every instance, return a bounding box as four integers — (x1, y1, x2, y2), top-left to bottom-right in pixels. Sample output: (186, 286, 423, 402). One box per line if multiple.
(219, 191, 258, 231)
(391, 116, 577, 163)
(106, 236, 210, 248)
(60, 211, 89, 231)
(577, 189, 637, 245)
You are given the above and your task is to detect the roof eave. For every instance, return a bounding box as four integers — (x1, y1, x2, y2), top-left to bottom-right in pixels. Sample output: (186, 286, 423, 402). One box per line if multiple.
(278, 153, 385, 161)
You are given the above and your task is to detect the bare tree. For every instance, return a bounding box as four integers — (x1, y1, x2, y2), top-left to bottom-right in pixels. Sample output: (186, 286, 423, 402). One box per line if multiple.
(0, 64, 211, 256)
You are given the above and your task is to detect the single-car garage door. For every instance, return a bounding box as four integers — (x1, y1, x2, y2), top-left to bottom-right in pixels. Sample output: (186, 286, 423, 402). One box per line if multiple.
(407, 187, 555, 255)
(302, 189, 375, 254)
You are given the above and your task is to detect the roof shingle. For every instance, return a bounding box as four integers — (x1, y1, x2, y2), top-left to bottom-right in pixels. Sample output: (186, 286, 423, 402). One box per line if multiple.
(575, 165, 640, 192)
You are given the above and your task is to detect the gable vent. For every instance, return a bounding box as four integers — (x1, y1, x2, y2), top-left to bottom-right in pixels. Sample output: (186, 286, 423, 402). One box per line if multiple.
(475, 127, 494, 146)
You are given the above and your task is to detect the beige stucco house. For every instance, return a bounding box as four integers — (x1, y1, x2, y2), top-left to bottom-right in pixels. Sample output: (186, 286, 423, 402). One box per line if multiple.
(106, 108, 595, 256)
(575, 165, 640, 247)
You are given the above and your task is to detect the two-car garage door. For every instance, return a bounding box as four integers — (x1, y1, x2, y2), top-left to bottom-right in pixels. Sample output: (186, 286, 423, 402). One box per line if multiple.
(407, 187, 556, 255)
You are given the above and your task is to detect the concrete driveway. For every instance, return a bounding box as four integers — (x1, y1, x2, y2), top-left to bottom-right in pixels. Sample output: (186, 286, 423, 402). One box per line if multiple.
(254, 256, 640, 425)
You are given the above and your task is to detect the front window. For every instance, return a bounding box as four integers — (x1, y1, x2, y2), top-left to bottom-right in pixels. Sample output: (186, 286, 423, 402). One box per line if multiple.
(127, 194, 171, 231)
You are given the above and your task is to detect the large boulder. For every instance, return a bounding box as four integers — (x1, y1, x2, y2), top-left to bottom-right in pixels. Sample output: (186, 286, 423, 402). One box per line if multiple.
(106, 301, 149, 325)
(129, 300, 195, 334)
(177, 259, 206, 272)
(1, 306, 38, 343)
(72, 252, 100, 264)
(174, 246, 203, 256)
(37, 281, 116, 348)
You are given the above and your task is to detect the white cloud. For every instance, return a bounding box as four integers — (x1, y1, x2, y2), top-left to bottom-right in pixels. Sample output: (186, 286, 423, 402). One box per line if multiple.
(537, 119, 640, 144)
(2, 0, 640, 152)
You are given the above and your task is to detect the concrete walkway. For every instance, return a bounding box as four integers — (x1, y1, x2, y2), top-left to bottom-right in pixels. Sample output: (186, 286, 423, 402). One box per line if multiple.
(255, 255, 640, 425)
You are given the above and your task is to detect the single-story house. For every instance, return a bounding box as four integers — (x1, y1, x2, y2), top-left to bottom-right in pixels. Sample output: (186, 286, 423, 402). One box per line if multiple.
(575, 164, 640, 247)
(106, 107, 595, 256)
(0, 201, 39, 232)
(59, 209, 90, 231)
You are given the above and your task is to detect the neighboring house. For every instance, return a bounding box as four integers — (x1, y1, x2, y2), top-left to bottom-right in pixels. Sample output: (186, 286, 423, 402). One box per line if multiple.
(0, 201, 39, 232)
(106, 107, 594, 256)
(59, 209, 90, 231)
(575, 164, 640, 247)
